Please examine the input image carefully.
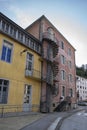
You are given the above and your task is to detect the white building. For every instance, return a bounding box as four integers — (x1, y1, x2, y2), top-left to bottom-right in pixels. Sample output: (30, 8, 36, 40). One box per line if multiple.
(76, 75, 87, 101)
(82, 64, 87, 71)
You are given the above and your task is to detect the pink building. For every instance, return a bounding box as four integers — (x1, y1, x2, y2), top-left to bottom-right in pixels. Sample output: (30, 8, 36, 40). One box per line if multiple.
(26, 15, 76, 112)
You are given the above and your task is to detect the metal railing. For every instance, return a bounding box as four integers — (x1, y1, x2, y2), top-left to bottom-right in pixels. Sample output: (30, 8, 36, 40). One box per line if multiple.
(42, 32, 58, 44)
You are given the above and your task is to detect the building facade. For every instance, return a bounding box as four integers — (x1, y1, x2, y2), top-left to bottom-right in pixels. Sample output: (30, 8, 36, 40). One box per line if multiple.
(0, 13, 41, 112)
(26, 15, 76, 111)
(76, 75, 87, 101)
(82, 64, 87, 71)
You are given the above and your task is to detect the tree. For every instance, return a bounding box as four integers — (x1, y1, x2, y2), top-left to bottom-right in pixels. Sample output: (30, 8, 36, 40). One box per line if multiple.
(76, 66, 87, 78)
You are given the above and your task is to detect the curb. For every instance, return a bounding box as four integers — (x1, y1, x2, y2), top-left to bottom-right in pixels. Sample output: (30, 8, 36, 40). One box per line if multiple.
(55, 108, 85, 130)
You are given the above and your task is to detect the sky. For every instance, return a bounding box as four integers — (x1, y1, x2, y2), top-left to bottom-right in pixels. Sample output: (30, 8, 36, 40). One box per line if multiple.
(0, 0, 87, 67)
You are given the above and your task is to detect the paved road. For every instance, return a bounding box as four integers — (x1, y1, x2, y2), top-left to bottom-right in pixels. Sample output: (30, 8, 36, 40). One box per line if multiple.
(20, 112, 67, 130)
(60, 110, 87, 130)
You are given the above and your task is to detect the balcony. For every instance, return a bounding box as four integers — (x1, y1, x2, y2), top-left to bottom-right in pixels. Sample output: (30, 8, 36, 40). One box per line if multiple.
(25, 69, 41, 80)
(42, 32, 58, 45)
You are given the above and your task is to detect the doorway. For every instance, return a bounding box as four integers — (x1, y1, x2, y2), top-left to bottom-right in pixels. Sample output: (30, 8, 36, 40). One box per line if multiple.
(23, 84, 32, 111)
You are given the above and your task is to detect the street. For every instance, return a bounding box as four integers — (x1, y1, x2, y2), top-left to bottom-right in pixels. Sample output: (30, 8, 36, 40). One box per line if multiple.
(60, 109, 87, 130)
(20, 112, 67, 130)
(0, 107, 85, 130)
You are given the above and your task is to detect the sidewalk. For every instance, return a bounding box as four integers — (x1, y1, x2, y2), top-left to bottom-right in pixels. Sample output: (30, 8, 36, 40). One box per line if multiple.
(0, 107, 84, 130)
(0, 112, 46, 130)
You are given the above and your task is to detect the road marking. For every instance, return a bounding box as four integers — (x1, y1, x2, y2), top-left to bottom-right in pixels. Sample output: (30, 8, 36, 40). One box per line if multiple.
(83, 113, 87, 116)
(76, 112, 82, 116)
(47, 117, 62, 130)
(76, 110, 87, 117)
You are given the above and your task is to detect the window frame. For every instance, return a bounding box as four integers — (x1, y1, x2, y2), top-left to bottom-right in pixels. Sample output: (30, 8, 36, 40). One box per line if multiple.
(0, 79, 9, 104)
(26, 52, 34, 71)
(60, 41, 64, 50)
(69, 88, 73, 97)
(62, 86, 65, 97)
(61, 55, 66, 64)
(1, 40, 13, 63)
(61, 70, 66, 80)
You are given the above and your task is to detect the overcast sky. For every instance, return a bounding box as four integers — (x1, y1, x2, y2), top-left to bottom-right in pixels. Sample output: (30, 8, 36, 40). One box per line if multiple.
(0, 0, 87, 67)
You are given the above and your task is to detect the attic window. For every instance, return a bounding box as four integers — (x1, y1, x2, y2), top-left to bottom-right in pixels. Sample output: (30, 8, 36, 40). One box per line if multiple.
(47, 27, 54, 35)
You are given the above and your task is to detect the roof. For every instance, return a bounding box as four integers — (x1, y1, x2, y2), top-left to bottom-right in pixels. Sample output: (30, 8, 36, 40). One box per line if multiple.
(0, 12, 41, 44)
(25, 15, 76, 51)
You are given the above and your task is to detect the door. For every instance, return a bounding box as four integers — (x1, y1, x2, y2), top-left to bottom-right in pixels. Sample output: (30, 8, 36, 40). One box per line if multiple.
(23, 85, 32, 112)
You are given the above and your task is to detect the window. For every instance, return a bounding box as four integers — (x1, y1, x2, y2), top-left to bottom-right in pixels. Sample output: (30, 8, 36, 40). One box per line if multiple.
(2, 21, 5, 31)
(69, 88, 73, 97)
(20, 33, 23, 41)
(1, 40, 13, 63)
(61, 55, 66, 64)
(30, 41, 34, 49)
(60, 41, 64, 49)
(5, 23, 9, 33)
(26, 53, 33, 71)
(25, 36, 30, 46)
(48, 27, 54, 35)
(0, 79, 9, 104)
(69, 74, 72, 82)
(80, 86, 82, 89)
(10, 26, 14, 36)
(35, 43, 39, 52)
(68, 48, 72, 56)
(68, 61, 72, 68)
(61, 70, 66, 80)
(47, 27, 55, 40)
(62, 86, 65, 96)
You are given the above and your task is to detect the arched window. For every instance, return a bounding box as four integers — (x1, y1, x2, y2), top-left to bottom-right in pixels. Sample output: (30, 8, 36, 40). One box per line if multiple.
(47, 27, 54, 35)
(47, 27, 55, 41)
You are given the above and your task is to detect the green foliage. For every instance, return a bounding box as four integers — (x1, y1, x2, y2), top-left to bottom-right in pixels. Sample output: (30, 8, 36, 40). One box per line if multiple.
(76, 66, 87, 78)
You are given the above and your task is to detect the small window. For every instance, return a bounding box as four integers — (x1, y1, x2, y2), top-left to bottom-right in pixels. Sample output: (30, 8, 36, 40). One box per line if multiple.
(1, 40, 13, 63)
(61, 70, 66, 80)
(30, 41, 34, 49)
(62, 86, 65, 96)
(69, 74, 73, 82)
(35, 43, 39, 52)
(60, 41, 64, 49)
(47, 27, 54, 35)
(68, 48, 72, 56)
(2, 21, 5, 30)
(69, 89, 73, 97)
(61, 55, 66, 64)
(68, 61, 72, 68)
(5, 23, 9, 33)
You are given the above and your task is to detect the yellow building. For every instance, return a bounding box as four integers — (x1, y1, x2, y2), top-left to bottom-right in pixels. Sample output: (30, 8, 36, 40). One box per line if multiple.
(0, 13, 41, 113)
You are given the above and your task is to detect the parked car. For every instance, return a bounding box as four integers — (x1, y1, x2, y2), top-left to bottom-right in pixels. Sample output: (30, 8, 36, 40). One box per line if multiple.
(78, 101, 87, 106)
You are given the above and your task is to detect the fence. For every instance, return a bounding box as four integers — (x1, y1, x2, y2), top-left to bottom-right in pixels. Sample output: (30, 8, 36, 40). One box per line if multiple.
(0, 104, 40, 118)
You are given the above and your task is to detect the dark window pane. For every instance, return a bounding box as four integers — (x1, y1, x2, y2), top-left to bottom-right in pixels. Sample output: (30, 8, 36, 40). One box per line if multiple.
(4, 80, 9, 85)
(28, 62, 32, 70)
(1, 45, 6, 61)
(3, 87, 7, 92)
(0, 79, 3, 85)
(29, 54, 33, 60)
(6, 48, 11, 62)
